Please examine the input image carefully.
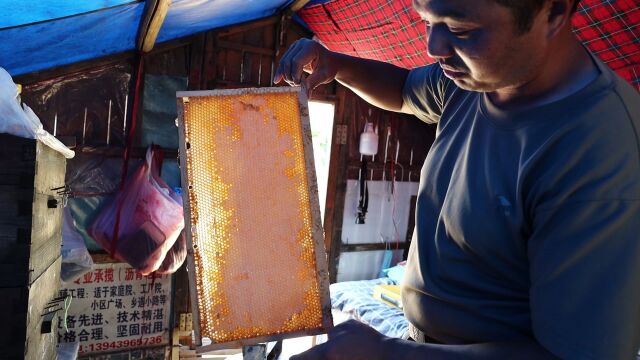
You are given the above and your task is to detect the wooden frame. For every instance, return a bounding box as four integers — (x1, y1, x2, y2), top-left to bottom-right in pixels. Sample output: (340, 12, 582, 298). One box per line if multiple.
(176, 86, 333, 352)
(325, 86, 349, 283)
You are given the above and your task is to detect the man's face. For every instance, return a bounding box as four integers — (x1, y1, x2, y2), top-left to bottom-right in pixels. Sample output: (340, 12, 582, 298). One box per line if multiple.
(413, 0, 549, 92)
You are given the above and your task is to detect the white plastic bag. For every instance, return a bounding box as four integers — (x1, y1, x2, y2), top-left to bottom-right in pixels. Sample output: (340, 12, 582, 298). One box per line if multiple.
(0, 67, 74, 158)
(56, 341, 79, 360)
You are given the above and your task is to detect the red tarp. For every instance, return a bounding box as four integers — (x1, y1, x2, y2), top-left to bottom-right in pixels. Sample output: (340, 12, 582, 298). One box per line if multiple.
(299, 0, 639, 91)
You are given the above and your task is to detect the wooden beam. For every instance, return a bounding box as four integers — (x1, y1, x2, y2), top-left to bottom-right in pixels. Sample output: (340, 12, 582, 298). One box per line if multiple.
(215, 79, 251, 88)
(290, 0, 311, 12)
(188, 33, 206, 90)
(327, 86, 349, 283)
(217, 40, 275, 56)
(341, 243, 398, 253)
(137, 0, 172, 53)
(176, 98, 204, 346)
(202, 31, 218, 89)
(77, 145, 178, 159)
(216, 16, 279, 38)
(347, 159, 423, 174)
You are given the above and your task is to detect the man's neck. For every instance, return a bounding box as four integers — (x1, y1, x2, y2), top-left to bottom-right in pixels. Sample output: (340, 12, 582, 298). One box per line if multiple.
(488, 32, 599, 111)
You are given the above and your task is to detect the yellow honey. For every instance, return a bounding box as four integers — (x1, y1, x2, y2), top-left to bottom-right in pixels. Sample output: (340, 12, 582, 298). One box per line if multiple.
(181, 88, 326, 344)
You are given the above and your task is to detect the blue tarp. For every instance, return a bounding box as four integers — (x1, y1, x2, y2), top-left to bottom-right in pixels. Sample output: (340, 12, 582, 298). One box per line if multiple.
(0, 0, 293, 76)
(1, 0, 139, 28)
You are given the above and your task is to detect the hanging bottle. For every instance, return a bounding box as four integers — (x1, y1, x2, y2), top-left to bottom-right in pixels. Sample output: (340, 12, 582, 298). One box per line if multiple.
(359, 122, 378, 156)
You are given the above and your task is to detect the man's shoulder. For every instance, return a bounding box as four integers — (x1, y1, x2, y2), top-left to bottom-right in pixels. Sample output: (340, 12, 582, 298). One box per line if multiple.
(585, 57, 639, 121)
(608, 69, 640, 120)
(403, 63, 474, 120)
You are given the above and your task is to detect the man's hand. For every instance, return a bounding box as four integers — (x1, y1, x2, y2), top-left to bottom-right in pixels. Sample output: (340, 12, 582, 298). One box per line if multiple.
(273, 39, 339, 97)
(274, 38, 410, 112)
(290, 320, 390, 360)
(290, 320, 562, 360)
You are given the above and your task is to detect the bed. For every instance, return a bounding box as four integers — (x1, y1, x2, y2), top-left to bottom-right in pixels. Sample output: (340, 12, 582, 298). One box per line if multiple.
(329, 277, 409, 339)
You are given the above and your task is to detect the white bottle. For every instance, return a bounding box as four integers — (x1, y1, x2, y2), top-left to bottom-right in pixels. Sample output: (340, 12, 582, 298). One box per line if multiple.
(359, 122, 378, 156)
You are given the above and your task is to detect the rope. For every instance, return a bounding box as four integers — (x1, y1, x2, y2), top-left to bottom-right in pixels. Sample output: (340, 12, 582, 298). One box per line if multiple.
(110, 52, 145, 257)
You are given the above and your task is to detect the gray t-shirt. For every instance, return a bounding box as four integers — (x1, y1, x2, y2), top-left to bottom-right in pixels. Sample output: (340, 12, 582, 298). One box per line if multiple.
(401, 56, 640, 359)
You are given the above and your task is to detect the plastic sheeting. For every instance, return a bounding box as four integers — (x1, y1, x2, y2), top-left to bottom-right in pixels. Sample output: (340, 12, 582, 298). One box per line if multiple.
(139, 74, 188, 149)
(0, 4, 144, 76)
(1, 0, 139, 28)
(22, 64, 132, 146)
(0, 0, 293, 76)
(157, 0, 291, 43)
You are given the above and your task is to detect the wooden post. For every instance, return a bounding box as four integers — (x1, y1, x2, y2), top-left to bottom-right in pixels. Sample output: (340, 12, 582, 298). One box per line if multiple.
(325, 86, 349, 283)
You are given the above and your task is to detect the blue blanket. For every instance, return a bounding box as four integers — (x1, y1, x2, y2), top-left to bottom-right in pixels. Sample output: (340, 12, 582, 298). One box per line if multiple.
(330, 278, 409, 339)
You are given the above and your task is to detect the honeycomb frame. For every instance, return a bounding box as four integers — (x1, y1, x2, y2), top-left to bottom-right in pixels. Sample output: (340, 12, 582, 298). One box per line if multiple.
(176, 87, 333, 351)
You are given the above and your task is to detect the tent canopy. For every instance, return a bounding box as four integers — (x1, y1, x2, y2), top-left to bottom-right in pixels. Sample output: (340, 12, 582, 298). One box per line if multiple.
(0, 0, 294, 76)
(1, 0, 638, 92)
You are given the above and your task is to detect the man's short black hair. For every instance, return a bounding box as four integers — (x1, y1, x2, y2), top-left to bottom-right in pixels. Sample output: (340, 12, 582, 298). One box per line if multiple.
(495, 0, 581, 33)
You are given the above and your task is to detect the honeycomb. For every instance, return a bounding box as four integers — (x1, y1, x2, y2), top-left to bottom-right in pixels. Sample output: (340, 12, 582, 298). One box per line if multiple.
(179, 87, 330, 345)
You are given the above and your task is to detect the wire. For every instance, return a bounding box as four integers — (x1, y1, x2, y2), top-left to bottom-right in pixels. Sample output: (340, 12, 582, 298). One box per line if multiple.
(63, 295, 73, 333)
(391, 159, 400, 250)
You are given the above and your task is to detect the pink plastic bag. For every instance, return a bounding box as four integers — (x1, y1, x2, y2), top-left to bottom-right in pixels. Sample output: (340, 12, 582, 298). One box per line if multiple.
(156, 189, 187, 274)
(156, 230, 187, 274)
(90, 147, 184, 274)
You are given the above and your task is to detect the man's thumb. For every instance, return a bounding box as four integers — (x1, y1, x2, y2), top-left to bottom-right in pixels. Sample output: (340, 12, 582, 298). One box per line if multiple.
(303, 70, 329, 97)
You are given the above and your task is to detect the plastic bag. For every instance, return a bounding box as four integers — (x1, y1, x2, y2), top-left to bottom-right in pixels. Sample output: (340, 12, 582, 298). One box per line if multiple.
(61, 207, 94, 284)
(157, 230, 187, 274)
(56, 341, 79, 360)
(89, 147, 184, 274)
(156, 188, 187, 274)
(0, 67, 74, 158)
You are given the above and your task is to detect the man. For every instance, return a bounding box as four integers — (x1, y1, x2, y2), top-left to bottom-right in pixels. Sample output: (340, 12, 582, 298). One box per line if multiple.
(275, 0, 640, 358)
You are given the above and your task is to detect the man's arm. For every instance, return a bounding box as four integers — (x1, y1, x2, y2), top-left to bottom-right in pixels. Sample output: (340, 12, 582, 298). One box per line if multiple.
(273, 39, 412, 113)
(291, 320, 559, 360)
(385, 337, 560, 360)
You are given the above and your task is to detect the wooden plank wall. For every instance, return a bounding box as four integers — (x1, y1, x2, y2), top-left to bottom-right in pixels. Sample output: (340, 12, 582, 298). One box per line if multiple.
(344, 97, 436, 182)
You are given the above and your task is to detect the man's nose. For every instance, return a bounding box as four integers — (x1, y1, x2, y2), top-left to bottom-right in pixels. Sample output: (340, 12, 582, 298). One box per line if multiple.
(426, 25, 454, 59)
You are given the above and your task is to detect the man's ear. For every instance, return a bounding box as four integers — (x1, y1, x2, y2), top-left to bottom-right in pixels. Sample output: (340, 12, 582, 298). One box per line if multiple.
(545, 0, 573, 39)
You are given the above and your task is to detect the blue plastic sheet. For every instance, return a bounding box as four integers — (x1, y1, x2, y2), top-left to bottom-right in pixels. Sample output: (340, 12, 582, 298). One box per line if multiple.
(157, 0, 291, 43)
(0, 4, 143, 76)
(0, 0, 294, 76)
(0, 0, 139, 29)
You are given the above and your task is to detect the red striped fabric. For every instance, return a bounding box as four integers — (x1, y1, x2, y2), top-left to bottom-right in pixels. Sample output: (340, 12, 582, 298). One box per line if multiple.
(299, 0, 639, 91)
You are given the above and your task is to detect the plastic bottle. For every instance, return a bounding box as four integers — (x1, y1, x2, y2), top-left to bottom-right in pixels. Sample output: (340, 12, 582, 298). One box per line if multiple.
(359, 122, 378, 156)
